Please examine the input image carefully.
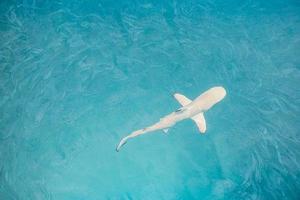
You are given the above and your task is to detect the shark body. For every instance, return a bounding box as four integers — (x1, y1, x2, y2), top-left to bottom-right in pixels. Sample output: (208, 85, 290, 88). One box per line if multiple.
(116, 86, 227, 152)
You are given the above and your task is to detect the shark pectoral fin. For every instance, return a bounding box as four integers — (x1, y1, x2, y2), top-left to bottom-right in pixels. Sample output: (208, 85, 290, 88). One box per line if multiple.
(173, 93, 192, 106)
(191, 113, 206, 134)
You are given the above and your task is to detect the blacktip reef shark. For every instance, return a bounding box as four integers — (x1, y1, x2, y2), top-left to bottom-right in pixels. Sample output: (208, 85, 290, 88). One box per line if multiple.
(116, 86, 227, 152)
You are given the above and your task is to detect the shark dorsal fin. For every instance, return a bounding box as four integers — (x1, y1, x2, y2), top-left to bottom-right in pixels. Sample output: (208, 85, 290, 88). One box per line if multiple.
(173, 93, 192, 106)
(191, 113, 206, 133)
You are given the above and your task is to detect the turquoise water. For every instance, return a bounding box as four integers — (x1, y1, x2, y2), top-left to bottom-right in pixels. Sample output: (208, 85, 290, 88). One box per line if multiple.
(1, 0, 300, 199)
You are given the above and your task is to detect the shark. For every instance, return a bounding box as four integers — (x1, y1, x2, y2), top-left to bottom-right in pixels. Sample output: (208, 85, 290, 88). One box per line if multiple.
(116, 86, 227, 152)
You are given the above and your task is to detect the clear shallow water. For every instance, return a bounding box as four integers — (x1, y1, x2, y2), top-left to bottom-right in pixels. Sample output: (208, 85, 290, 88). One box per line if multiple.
(0, 0, 300, 199)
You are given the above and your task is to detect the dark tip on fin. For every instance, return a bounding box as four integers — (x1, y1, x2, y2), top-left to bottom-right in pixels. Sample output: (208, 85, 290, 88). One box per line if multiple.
(116, 140, 127, 152)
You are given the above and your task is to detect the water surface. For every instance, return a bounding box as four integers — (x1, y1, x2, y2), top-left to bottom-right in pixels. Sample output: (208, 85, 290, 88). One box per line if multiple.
(0, 0, 300, 199)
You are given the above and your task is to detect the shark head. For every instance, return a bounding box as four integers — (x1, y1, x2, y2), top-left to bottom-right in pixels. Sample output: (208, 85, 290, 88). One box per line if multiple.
(212, 86, 227, 102)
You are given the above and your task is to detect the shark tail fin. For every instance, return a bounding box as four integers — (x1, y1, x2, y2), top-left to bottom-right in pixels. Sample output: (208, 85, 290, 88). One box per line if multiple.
(191, 113, 207, 133)
(116, 137, 128, 152)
